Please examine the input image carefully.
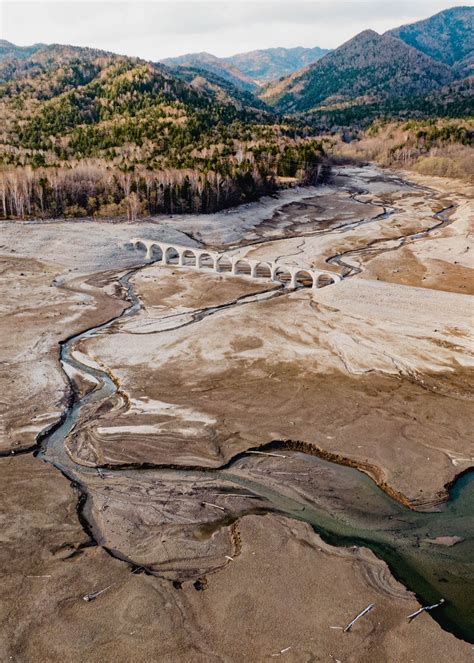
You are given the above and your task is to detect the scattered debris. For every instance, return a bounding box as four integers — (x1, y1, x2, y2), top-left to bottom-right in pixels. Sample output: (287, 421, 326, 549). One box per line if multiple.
(214, 493, 256, 498)
(271, 646, 292, 657)
(343, 603, 375, 632)
(247, 450, 287, 458)
(201, 501, 225, 511)
(82, 584, 114, 602)
(26, 575, 51, 578)
(225, 555, 234, 561)
(407, 599, 445, 622)
(193, 578, 207, 591)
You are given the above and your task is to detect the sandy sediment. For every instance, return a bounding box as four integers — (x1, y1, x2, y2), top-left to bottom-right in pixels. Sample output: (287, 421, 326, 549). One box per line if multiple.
(1, 164, 473, 659)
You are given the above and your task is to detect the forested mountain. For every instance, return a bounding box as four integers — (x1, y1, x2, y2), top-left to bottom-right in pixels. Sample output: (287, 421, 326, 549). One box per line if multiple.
(0, 6, 472, 220)
(0, 44, 329, 219)
(161, 46, 330, 86)
(159, 52, 258, 92)
(225, 46, 330, 83)
(261, 30, 456, 113)
(0, 39, 45, 62)
(388, 6, 474, 68)
(169, 65, 270, 112)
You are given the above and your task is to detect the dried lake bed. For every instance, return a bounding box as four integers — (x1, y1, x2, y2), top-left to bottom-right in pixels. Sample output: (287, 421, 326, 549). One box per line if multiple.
(1, 165, 473, 661)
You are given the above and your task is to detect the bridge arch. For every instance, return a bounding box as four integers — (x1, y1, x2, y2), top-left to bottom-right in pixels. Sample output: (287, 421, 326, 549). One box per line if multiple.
(255, 262, 272, 279)
(198, 252, 216, 270)
(149, 243, 163, 262)
(273, 266, 292, 287)
(130, 239, 149, 253)
(180, 248, 197, 267)
(293, 269, 314, 289)
(164, 246, 179, 265)
(233, 259, 252, 276)
(216, 255, 232, 273)
(316, 273, 337, 288)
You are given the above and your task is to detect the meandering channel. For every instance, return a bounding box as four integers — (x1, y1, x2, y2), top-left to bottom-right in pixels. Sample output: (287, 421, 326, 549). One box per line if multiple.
(29, 178, 473, 643)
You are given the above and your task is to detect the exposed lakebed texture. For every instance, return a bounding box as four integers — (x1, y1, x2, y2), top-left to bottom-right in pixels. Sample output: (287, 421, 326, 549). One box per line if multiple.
(1, 166, 473, 661)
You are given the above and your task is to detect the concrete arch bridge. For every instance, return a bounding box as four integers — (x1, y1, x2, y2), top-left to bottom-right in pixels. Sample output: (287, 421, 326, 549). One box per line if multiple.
(130, 238, 341, 289)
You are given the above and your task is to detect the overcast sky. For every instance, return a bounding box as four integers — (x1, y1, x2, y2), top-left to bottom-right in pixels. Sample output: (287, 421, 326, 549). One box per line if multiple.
(1, 0, 472, 59)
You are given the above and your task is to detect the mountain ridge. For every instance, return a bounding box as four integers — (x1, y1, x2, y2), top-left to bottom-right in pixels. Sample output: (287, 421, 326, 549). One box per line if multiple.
(160, 45, 330, 88)
(387, 5, 474, 66)
(261, 29, 456, 113)
(159, 51, 258, 92)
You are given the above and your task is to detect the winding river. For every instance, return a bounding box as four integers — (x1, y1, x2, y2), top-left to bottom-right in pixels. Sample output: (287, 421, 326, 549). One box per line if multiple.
(31, 177, 473, 643)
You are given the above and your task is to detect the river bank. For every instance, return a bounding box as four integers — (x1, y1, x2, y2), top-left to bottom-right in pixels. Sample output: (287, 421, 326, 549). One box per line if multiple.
(1, 165, 472, 661)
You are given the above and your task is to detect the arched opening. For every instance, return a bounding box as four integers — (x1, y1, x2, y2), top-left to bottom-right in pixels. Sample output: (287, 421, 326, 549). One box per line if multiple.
(150, 244, 163, 262)
(181, 249, 197, 267)
(255, 262, 272, 279)
(234, 259, 251, 276)
(217, 255, 232, 273)
(274, 267, 292, 287)
(131, 240, 148, 255)
(294, 270, 314, 288)
(198, 252, 215, 269)
(317, 273, 336, 288)
(165, 246, 179, 265)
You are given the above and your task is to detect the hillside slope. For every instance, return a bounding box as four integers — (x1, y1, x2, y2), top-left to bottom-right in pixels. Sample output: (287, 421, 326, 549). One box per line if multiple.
(388, 6, 474, 67)
(0, 44, 329, 218)
(0, 44, 271, 163)
(225, 46, 330, 83)
(261, 30, 455, 113)
(159, 52, 257, 92)
(0, 39, 45, 61)
(169, 65, 271, 112)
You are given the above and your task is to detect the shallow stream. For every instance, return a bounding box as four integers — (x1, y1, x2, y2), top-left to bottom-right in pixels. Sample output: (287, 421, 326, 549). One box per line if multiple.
(35, 179, 473, 643)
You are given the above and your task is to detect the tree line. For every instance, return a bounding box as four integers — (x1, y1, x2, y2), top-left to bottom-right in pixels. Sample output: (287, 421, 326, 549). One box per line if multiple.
(0, 152, 330, 220)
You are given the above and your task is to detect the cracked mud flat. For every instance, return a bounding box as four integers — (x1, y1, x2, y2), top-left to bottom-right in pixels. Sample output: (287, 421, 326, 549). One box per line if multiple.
(1, 165, 473, 661)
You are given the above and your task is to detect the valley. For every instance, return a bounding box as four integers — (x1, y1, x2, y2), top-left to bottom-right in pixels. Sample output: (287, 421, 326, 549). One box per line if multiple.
(1, 165, 473, 660)
(0, 4, 473, 660)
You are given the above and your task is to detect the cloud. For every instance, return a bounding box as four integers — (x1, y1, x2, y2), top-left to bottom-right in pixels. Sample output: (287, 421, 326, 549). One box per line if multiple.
(1, 0, 470, 59)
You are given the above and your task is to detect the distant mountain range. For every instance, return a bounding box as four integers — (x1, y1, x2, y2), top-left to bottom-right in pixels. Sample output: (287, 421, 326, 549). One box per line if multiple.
(0, 39, 45, 61)
(157, 52, 259, 92)
(0, 6, 472, 218)
(0, 5, 472, 139)
(161, 46, 330, 88)
(261, 6, 473, 118)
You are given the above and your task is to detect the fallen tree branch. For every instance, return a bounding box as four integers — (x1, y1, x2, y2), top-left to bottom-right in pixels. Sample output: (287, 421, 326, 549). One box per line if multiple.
(407, 598, 445, 622)
(343, 603, 375, 632)
(201, 501, 225, 511)
(82, 584, 114, 602)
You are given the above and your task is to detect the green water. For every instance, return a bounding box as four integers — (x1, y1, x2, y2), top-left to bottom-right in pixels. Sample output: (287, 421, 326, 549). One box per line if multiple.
(199, 447, 474, 642)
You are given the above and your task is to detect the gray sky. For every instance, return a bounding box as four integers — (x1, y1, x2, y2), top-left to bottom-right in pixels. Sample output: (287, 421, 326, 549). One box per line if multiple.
(1, 0, 472, 59)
